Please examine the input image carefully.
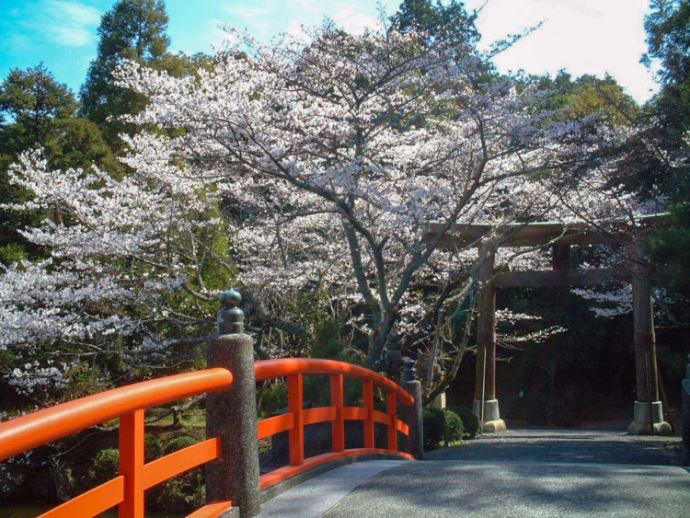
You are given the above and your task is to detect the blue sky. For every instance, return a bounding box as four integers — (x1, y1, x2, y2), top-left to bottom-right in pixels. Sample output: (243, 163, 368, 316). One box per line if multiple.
(0, 0, 657, 102)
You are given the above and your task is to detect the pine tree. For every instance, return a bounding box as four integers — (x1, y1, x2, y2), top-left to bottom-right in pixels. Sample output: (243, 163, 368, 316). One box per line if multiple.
(80, 0, 170, 149)
(0, 65, 120, 262)
(389, 0, 480, 48)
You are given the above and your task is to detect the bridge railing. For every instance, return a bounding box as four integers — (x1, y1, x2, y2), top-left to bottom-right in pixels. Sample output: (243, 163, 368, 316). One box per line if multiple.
(254, 358, 415, 489)
(0, 289, 423, 518)
(0, 368, 234, 518)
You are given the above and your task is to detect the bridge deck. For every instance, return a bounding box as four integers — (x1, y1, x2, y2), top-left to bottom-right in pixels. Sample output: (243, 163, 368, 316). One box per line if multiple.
(266, 429, 689, 517)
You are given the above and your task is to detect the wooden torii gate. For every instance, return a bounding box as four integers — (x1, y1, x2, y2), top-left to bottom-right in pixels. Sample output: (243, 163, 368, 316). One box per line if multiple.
(425, 215, 672, 435)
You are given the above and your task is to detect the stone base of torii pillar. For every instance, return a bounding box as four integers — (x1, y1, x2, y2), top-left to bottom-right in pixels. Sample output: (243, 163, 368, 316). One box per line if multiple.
(473, 399, 507, 433)
(627, 401, 672, 435)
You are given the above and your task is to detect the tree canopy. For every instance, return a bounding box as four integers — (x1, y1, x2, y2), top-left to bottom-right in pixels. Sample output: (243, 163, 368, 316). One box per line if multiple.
(80, 0, 170, 148)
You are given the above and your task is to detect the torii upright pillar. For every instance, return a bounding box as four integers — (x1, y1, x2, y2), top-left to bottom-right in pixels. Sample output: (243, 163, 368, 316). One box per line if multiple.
(473, 241, 506, 432)
(628, 246, 671, 435)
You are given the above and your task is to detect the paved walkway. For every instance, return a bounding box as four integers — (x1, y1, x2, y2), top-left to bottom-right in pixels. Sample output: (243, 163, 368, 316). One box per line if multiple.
(268, 429, 690, 517)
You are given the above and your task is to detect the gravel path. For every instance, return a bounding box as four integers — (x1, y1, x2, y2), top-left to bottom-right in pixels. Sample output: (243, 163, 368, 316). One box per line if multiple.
(423, 429, 682, 465)
(321, 429, 689, 517)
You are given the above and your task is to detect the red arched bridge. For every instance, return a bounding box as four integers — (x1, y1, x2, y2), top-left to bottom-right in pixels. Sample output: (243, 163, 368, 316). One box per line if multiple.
(0, 358, 421, 518)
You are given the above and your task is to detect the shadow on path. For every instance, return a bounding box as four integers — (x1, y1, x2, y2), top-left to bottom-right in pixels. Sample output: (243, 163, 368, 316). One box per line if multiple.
(323, 429, 689, 517)
(424, 428, 682, 465)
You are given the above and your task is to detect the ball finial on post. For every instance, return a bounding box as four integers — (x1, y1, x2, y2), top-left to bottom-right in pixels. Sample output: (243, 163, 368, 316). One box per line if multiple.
(218, 288, 244, 335)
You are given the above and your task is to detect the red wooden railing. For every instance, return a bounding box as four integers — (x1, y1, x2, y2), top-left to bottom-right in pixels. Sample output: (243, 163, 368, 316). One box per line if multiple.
(254, 358, 415, 489)
(0, 359, 416, 517)
(0, 369, 234, 518)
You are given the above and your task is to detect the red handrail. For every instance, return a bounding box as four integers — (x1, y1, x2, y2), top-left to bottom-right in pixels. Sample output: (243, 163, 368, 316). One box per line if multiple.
(0, 359, 415, 516)
(0, 369, 233, 518)
(254, 358, 415, 489)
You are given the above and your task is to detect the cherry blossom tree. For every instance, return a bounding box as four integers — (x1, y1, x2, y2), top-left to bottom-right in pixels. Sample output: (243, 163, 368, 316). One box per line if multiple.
(0, 137, 230, 399)
(116, 25, 625, 372)
(0, 23, 664, 404)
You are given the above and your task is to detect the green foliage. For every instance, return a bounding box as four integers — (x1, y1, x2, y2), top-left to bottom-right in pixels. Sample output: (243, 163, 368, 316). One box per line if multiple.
(79, 0, 210, 151)
(86, 448, 119, 486)
(423, 407, 444, 450)
(257, 380, 288, 419)
(149, 469, 204, 513)
(643, 0, 690, 143)
(390, 0, 480, 48)
(149, 433, 205, 512)
(0, 65, 122, 262)
(641, 1, 690, 296)
(144, 433, 163, 462)
(448, 405, 480, 438)
(647, 202, 690, 295)
(80, 0, 170, 142)
(0, 65, 76, 138)
(536, 71, 639, 127)
(423, 407, 463, 449)
(163, 435, 197, 455)
(442, 408, 463, 445)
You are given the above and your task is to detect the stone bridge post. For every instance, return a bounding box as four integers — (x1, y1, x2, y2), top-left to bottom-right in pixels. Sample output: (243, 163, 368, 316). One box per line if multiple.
(206, 289, 261, 517)
(401, 357, 424, 459)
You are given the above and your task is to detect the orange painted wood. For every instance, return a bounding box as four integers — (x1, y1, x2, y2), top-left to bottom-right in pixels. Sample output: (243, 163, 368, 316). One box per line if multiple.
(119, 409, 146, 518)
(396, 418, 410, 436)
(0, 368, 233, 462)
(142, 438, 220, 489)
(343, 406, 366, 420)
(38, 476, 124, 518)
(254, 359, 414, 405)
(330, 374, 345, 452)
(303, 406, 336, 426)
(185, 500, 234, 518)
(372, 410, 389, 424)
(260, 448, 414, 489)
(363, 381, 374, 448)
(257, 413, 294, 440)
(386, 392, 397, 451)
(288, 374, 304, 466)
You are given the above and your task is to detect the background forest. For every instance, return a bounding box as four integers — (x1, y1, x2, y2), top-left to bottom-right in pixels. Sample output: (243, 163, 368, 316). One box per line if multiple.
(0, 0, 689, 511)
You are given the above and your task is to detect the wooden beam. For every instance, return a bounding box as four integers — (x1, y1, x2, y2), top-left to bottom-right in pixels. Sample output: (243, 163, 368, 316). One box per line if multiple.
(494, 268, 630, 288)
(424, 214, 668, 249)
(427, 224, 623, 248)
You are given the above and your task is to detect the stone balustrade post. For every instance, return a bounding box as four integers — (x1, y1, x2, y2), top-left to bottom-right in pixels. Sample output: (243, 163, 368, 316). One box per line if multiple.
(206, 289, 261, 517)
(401, 357, 424, 459)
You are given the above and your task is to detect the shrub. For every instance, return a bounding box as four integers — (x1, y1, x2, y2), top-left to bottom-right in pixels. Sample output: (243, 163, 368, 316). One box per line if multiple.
(148, 435, 205, 512)
(87, 448, 119, 486)
(442, 409, 463, 445)
(163, 435, 197, 455)
(149, 470, 204, 513)
(423, 407, 445, 450)
(449, 405, 481, 438)
(145, 434, 163, 462)
(423, 407, 466, 450)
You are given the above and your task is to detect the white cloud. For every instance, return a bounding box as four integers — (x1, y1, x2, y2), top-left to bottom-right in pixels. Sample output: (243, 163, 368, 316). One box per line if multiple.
(44, 0, 101, 47)
(465, 0, 657, 102)
(332, 4, 379, 35)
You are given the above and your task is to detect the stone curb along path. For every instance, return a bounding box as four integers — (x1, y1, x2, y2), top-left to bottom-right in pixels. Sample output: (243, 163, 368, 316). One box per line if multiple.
(257, 460, 407, 517)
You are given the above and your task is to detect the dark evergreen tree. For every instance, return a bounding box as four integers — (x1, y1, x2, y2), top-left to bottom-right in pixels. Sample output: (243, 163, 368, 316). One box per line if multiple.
(642, 1, 690, 294)
(643, 0, 690, 144)
(389, 0, 480, 48)
(80, 0, 170, 148)
(0, 66, 120, 263)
